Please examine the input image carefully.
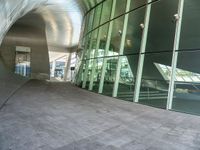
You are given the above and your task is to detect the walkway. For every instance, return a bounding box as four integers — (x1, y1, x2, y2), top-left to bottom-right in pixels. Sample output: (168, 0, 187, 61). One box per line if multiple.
(0, 80, 200, 150)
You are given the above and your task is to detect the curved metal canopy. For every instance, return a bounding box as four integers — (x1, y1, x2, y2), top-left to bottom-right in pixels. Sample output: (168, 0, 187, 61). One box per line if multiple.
(0, 0, 101, 52)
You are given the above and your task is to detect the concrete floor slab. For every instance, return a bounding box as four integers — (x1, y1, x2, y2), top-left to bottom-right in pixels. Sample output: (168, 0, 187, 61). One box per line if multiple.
(0, 80, 200, 150)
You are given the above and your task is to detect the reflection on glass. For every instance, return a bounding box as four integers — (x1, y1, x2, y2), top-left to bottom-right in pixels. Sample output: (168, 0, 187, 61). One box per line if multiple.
(100, 0, 112, 25)
(75, 0, 200, 117)
(93, 4, 103, 29)
(124, 6, 145, 54)
(83, 15, 89, 36)
(114, 0, 127, 18)
(145, 0, 178, 52)
(15, 47, 31, 77)
(96, 23, 109, 58)
(117, 55, 139, 101)
(179, 0, 200, 50)
(109, 16, 124, 56)
(155, 63, 200, 83)
(89, 30, 99, 59)
(85, 59, 94, 89)
(139, 52, 172, 109)
(92, 58, 104, 92)
(130, 0, 146, 11)
(102, 57, 118, 96)
(87, 9, 95, 32)
(172, 51, 200, 115)
(74, 55, 84, 86)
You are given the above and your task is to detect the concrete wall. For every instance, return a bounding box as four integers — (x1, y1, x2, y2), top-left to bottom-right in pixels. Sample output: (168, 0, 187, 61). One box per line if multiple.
(0, 57, 28, 108)
(0, 14, 50, 80)
(0, 13, 50, 108)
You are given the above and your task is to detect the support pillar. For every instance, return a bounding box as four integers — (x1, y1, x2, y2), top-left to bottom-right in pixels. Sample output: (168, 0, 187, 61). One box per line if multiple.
(98, 0, 117, 93)
(133, 0, 152, 102)
(89, 28, 102, 90)
(112, 0, 131, 97)
(167, 0, 184, 110)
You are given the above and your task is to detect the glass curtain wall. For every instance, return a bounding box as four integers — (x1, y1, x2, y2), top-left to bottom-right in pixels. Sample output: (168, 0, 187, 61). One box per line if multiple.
(91, 24, 110, 92)
(138, 0, 179, 109)
(172, 0, 200, 115)
(117, 5, 146, 101)
(75, 0, 200, 116)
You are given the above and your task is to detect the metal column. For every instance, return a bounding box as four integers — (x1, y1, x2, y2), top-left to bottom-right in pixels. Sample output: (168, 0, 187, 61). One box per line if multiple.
(98, 0, 117, 93)
(82, 34, 91, 88)
(89, 27, 102, 90)
(112, 0, 131, 97)
(82, 35, 93, 88)
(133, 0, 152, 102)
(167, 0, 184, 110)
(75, 37, 88, 85)
(82, 5, 102, 89)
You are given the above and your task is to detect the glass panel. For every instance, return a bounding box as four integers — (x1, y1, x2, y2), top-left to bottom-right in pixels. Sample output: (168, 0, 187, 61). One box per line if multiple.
(139, 52, 173, 109)
(179, 0, 200, 50)
(91, 24, 110, 92)
(53, 56, 67, 80)
(83, 34, 91, 60)
(15, 48, 31, 77)
(83, 14, 89, 36)
(130, 0, 146, 11)
(100, 0, 112, 25)
(93, 4, 103, 29)
(92, 58, 103, 92)
(98, 23, 109, 58)
(89, 30, 99, 59)
(117, 55, 139, 101)
(109, 16, 125, 56)
(146, 0, 179, 52)
(172, 51, 200, 115)
(85, 59, 94, 89)
(124, 6, 146, 54)
(76, 60, 86, 87)
(114, 0, 127, 18)
(102, 56, 118, 96)
(87, 9, 95, 32)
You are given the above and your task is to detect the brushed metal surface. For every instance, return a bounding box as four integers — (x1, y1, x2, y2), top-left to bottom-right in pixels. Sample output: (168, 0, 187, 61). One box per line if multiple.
(0, 0, 101, 52)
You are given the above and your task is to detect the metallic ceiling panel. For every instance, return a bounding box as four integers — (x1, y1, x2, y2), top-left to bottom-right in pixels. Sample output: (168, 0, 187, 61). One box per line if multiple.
(0, 0, 102, 52)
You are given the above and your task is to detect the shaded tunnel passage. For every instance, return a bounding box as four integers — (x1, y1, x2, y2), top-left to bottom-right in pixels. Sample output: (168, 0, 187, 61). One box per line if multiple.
(0, 0, 101, 109)
(0, 13, 50, 80)
(0, 13, 51, 108)
(1, 80, 200, 150)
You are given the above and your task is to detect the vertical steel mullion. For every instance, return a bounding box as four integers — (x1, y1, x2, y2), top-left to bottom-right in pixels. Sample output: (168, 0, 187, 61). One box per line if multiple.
(82, 34, 90, 88)
(82, 7, 97, 88)
(133, 0, 152, 102)
(88, 4, 103, 90)
(167, 0, 184, 110)
(112, 0, 131, 97)
(82, 34, 94, 88)
(98, 0, 117, 93)
(89, 28, 102, 90)
(75, 36, 88, 84)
